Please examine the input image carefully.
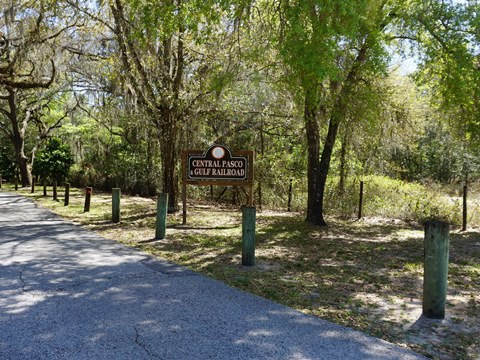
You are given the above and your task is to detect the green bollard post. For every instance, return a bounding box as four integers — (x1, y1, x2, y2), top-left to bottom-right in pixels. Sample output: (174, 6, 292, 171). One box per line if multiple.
(242, 206, 256, 266)
(423, 220, 450, 319)
(112, 188, 121, 223)
(64, 183, 70, 206)
(155, 193, 168, 239)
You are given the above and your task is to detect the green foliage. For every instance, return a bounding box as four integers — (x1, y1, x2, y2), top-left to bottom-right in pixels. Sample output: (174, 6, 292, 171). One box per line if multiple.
(128, 0, 230, 41)
(6, 0, 476, 223)
(32, 138, 74, 183)
(61, 106, 161, 195)
(405, 0, 480, 145)
(278, 0, 372, 89)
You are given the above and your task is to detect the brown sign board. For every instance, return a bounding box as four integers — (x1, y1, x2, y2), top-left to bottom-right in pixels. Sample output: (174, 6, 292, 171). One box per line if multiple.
(182, 145, 254, 186)
(182, 145, 254, 223)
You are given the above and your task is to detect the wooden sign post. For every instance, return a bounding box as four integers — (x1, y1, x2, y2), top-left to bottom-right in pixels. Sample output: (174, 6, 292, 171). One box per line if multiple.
(182, 144, 254, 225)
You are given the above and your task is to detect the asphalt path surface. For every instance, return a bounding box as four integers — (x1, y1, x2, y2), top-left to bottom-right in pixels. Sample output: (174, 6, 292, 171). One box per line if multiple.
(0, 191, 427, 360)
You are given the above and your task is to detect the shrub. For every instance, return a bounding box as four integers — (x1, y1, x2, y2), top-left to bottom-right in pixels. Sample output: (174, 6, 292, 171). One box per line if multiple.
(32, 138, 74, 184)
(324, 175, 462, 225)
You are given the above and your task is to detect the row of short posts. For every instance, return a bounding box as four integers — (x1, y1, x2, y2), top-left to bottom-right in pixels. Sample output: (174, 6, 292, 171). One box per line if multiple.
(107, 189, 170, 240)
(109, 189, 256, 266)
(25, 183, 255, 264)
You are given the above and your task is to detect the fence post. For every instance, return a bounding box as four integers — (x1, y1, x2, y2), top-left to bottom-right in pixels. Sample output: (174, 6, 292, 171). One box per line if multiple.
(84, 187, 92, 212)
(423, 220, 450, 319)
(64, 183, 70, 206)
(112, 188, 121, 223)
(462, 184, 467, 231)
(358, 181, 364, 220)
(155, 193, 168, 239)
(242, 206, 256, 266)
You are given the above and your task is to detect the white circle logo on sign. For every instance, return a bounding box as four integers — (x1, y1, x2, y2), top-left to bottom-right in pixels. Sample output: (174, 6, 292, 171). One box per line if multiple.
(211, 146, 225, 159)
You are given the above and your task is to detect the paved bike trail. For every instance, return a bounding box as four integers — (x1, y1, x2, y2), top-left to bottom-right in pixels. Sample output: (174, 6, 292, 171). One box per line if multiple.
(0, 192, 427, 360)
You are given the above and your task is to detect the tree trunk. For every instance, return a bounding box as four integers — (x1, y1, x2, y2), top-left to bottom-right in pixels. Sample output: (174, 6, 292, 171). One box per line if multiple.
(316, 116, 341, 226)
(159, 108, 178, 213)
(304, 88, 323, 225)
(16, 152, 31, 187)
(338, 129, 350, 194)
(304, 37, 370, 226)
(7, 89, 31, 187)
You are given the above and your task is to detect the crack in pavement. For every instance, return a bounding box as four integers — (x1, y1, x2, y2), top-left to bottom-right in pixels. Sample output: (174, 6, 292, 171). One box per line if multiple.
(134, 325, 162, 359)
(18, 271, 27, 292)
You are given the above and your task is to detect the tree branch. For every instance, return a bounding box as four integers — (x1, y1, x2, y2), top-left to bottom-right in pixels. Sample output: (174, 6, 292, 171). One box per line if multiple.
(0, 60, 55, 89)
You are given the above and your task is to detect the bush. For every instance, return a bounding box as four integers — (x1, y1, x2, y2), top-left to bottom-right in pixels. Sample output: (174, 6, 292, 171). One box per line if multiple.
(324, 175, 462, 225)
(32, 138, 74, 184)
(0, 145, 16, 181)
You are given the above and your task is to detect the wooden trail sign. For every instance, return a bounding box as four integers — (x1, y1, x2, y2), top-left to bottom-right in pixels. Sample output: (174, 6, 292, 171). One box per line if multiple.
(182, 144, 254, 224)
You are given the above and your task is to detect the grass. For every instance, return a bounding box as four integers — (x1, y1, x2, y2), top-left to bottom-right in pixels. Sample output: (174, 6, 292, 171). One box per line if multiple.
(4, 184, 480, 360)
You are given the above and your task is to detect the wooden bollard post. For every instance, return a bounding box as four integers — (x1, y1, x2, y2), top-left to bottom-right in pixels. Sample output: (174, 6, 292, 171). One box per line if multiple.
(0, 174, 2, 188)
(358, 181, 364, 220)
(155, 193, 168, 239)
(462, 184, 467, 231)
(31, 178, 35, 193)
(14, 175, 18, 190)
(423, 220, 450, 319)
(43, 181, 47, 196)
(53, 181, 58, 201)
(242, 206, 256, 266)
(112, 188, 121, 223)
(84, 187, 92, 212)
(64, 183, 70, 206)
